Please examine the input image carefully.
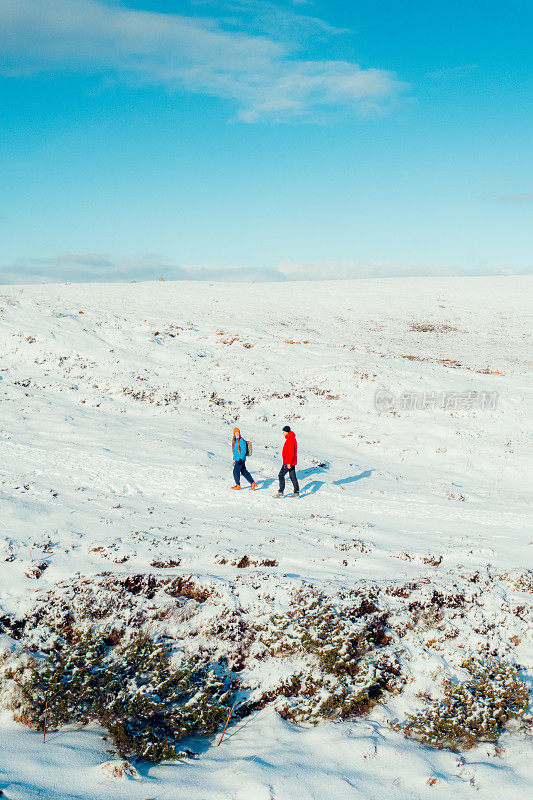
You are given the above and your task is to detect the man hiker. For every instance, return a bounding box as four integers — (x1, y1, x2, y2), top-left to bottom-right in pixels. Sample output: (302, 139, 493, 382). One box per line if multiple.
(274, 426, 300, 498)
(231, 427, 257, 490)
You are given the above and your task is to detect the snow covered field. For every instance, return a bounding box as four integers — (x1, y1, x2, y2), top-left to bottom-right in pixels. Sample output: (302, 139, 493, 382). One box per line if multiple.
(0, 276, 531, 799)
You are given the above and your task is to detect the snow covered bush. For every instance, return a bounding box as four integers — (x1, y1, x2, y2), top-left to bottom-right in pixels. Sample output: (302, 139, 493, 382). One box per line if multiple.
(11, 633, 232, 761)
(249, 593, 403, 723)
(0, 645, 27, 713)
(401, 657, 529, 750)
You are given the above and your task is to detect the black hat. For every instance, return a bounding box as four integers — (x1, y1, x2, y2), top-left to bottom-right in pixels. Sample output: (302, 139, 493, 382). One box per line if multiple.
(282, 425, 291, 432)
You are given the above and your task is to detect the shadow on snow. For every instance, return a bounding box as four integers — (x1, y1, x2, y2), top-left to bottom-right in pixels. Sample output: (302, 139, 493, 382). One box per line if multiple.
(255, 466, 374, 496)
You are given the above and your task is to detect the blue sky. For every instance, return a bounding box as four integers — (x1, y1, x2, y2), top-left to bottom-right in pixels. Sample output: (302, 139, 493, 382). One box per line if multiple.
(0, 0, 532, 282)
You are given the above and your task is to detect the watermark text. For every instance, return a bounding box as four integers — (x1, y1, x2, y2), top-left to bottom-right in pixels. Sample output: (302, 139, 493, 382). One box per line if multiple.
(374, 388, 498, 412)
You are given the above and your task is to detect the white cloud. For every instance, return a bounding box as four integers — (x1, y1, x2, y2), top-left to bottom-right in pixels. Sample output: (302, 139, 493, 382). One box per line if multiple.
(277, 260, 532, 280)
(1, 253, 530, 285)
(0, 253, 283, 284)
(0, 0, 406, 121)
(277, 259, 467, 280)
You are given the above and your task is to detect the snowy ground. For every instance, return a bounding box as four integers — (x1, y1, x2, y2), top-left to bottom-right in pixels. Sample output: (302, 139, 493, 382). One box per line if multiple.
(0, 276, 531, 799)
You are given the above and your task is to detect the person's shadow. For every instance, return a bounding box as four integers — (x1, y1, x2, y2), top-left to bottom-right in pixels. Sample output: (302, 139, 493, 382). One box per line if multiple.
(333, 469, 373, 485)
(299, 468, 373, 497)
(255, 465, 373, 496)
(256, 463, 329, 492)
(256, 477, 275, 490)
(297, 463, 329, 497)
(299, 479, 325, 496)
(295, 465, 329, 481)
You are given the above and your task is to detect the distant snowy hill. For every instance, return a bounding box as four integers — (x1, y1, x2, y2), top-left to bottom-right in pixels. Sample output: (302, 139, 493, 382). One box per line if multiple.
(0, 276, 531, 800)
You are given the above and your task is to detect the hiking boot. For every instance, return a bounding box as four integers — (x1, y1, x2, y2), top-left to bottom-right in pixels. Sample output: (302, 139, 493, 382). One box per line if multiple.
(250, 482, 257, 490)
(273, 491, 284, 498)
(287, 493, 299, 498)
(231, 484, 241, 490)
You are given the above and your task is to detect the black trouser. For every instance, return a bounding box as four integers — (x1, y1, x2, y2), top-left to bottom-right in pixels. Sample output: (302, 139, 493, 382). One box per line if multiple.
(278, 465, 299, 494)
(233, 459, 254, 486)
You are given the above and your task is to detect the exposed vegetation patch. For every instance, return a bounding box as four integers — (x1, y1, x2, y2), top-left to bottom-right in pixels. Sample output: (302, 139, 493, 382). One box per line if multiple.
(121, 387, 180, 406)
(409, 322, 458, 333)
(232, 555, 279, 568)
(397, 353, 505, 375)
(25, 562, 49, 579)
(9, 633, 231, 762)
(150, 559, 182, 569)
(400, 657, 529, 750)
(249, 592, 402, 723)
(0, 614, 25, 639)
(0, 580, 404, 758)
(498, 570, 533, 593)
(106, 574, 214, 602)
(2, 570, 529, 763)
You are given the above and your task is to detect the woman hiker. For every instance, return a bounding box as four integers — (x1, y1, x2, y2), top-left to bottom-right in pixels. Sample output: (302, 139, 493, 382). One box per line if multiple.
(231, 427, 257, 490)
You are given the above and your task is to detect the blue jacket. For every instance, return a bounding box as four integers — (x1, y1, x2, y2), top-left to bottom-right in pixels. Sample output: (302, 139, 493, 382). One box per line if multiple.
(233, 437, 247, 461)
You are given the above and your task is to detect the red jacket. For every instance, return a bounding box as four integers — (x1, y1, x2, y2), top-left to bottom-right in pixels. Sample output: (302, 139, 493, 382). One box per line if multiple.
(282, 431, 297, 465)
